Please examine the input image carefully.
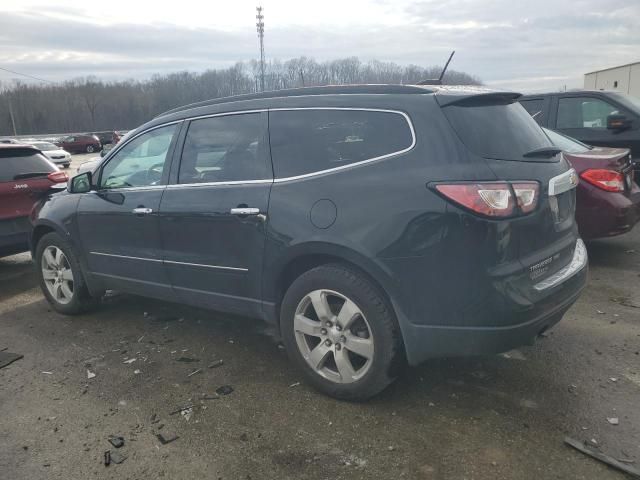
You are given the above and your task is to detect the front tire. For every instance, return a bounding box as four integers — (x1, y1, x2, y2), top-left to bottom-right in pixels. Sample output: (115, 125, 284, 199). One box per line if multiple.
(35, 232, 97, 314)
(86, 145, 95, 153)
(280, 263, 403, 401)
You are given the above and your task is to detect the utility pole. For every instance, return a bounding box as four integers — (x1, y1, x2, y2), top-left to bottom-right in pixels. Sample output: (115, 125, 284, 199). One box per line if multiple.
(256, 6, 265, 92)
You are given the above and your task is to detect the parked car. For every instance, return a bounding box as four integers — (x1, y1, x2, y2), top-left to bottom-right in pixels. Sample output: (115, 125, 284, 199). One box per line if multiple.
(30, 141, 72, 168)
(542, 127, 640, 239)
(0, 138, 20, 144)
(31, 85, 587, 399)
(76, 156, 102, 175)
(0, 144, 67, 257)
(56, 134, 101, 154)
(519, 90, 640, 184)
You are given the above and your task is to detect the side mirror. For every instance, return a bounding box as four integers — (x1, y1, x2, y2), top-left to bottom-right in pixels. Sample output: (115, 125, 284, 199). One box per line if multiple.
(68, 172, 93, 194)
(607, 114, 632, 131)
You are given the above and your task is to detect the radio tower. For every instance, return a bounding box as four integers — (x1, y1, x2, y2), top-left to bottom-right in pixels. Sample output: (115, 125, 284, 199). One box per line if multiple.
(256, 6, 265, 92)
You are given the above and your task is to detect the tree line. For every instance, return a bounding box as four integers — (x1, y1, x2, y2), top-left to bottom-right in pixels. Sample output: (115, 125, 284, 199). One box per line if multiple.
(0, 57, 481, 136)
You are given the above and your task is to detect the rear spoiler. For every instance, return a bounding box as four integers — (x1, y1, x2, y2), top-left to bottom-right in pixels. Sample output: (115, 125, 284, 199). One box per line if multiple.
(434, 90, 522, 107)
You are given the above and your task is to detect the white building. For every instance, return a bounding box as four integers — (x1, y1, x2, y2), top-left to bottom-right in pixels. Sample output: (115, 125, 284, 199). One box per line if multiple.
(584, 62, 640, 97)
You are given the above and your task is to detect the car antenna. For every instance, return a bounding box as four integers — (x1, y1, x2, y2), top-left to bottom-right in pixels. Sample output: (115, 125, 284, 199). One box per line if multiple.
(417, 50, 455, 85)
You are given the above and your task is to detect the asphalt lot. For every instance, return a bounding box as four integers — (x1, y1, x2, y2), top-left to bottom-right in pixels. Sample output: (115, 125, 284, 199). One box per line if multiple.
(0, 155, 639, 479)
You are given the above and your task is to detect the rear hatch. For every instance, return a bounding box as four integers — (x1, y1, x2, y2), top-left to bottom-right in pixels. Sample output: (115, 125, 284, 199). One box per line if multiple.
(437, 92, 579, 283)
(0, 147, 66, 222)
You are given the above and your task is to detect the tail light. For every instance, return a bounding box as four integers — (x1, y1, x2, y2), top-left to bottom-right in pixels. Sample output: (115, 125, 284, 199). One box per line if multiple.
(435, 182, 539, 218)
(580, 169, 624, 192)
(47, 171, 68, 183)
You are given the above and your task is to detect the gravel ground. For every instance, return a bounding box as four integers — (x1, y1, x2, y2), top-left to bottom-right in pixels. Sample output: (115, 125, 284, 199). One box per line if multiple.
(0, 213, 638, 479)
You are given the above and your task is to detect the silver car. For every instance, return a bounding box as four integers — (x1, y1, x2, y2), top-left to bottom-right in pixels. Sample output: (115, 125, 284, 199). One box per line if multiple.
(31, 141, 72, 168)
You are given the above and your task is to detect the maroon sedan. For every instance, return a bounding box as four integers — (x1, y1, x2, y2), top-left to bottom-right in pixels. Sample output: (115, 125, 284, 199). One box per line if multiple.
(0, 144, 68, 257)
(56, 134, 101, 154)
(544, 127, 640, 240)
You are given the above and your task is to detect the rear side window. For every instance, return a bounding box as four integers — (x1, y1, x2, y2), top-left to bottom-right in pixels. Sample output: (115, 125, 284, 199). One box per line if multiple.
(269, 109, 414, 178)
(0, 149, 56, 182)
(442, 100, 554, 161)
(178, 112, 271, 184)
(519, 99, 545, 124)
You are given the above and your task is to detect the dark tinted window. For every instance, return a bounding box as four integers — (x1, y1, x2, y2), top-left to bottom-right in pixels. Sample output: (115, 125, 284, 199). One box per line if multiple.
(557, 97, 620, 129)
(269, 109, 413, 178)
(0, 149, 56, 182)
(442, 100, 554, 161)
(519, 99, 545, 124)
(178, 113, 271, 184)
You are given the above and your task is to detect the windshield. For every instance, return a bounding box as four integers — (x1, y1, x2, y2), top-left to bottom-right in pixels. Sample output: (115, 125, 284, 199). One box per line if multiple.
(442, 99, 556, 162)
(32, 142, 57, 151)
(542, 128, 591, 154)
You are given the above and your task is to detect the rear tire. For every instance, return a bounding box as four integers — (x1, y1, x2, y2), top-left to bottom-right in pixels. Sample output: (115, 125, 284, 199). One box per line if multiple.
(280, 263, 403, 401)
(35, 232, 98, 315)
(86, 145, 95, 153)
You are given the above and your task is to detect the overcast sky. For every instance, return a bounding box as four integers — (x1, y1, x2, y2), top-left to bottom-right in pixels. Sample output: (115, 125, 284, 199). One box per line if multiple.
(1, 0, 639, 92)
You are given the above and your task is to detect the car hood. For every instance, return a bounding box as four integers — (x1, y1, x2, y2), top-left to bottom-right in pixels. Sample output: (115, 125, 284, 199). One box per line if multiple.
(43, 149, 69, 156)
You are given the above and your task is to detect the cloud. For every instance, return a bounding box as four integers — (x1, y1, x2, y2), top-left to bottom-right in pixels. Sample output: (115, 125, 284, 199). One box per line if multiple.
(1, 1, 639, 92)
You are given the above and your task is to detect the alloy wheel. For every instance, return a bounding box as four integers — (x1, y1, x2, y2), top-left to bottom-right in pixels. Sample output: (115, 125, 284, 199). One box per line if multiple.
(294, 289, 374, 384)
(41, 246, 74, 305)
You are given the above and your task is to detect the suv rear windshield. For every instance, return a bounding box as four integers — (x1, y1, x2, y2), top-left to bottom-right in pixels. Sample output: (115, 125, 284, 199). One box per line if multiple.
(442, 98, 556, 161)
(0, 149, 57, 183)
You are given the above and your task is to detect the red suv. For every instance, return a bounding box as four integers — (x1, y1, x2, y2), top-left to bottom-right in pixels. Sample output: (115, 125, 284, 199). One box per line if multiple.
(0, 145, 68, 257)
(56, 134, 102, 154)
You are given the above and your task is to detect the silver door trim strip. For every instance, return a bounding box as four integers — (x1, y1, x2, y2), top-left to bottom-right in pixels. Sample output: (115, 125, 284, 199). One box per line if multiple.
(548, 168, 579, 196)
(163, 259, 248, 272)
(89, 251, 248, 272)
(166, 179, 272, 189)
(90, 251, 163, 263)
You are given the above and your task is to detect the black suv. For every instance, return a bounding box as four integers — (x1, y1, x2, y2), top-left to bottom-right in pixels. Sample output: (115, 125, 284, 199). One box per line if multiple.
(520, 90, 640, 183)
(31, 85, 587, 400)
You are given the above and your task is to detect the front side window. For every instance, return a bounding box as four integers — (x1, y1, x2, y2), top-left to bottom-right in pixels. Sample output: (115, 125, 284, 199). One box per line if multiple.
(557, 97, 621, 129)
(99, 124, 177, 189)
(178, 113, 271, 184)
(269, 109, 414, 178)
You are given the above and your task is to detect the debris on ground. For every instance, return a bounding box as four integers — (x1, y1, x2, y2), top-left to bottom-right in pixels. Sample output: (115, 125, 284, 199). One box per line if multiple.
(177, 357, 199, 363)
(187, 369, 201, 377)
(607, 417, 619, 425)
(41, 371, 53, 375)
(609, 377, 618, 382)
(123, 358, 136, 364)
(150, 413, 160, 424)
(596, 310, 606, 314)
(216, 385, 234, 396)
(0, 351, 23, 370)
(207, 359, 224, 368)
(108, 436, 125, 448)
(134, 369, 141, 374)
(87, 370, 96, 379)
(109, 450, 127, 464)
(169, 404, 194, 416)
(564, 437, 640, 478)
(104, 451, 111, 466)
(201, 393, 220, 400)
(610, 296, 640, 308)
(500, 349, 526, 361)
(180, 407, 193, 422)
(156, 432, 179, 445)
(289, 382, 300, 388)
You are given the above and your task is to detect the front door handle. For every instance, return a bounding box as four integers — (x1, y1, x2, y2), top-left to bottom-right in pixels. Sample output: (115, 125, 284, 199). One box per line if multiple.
(132, 207, 153, 215)
(230, 207, 260, 216)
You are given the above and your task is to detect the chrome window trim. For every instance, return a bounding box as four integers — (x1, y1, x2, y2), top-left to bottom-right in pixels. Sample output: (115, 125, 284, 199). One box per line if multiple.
(89, 251, 247, 272)
(167, 179, 272, 189)
(269, 107, 417, 183)
(548, 167, 579, 196)
(90, 185, 166, 193)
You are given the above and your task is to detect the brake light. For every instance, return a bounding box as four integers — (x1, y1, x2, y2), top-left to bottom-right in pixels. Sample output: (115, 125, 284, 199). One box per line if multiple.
(580, 169, 624, 192)
(435, 182, 539, 217)
(47, 171, 68, 183)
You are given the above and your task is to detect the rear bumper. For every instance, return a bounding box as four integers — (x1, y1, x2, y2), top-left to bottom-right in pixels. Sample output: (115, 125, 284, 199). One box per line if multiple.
(577, 187, 640, 240)
(395, 240, 588, 365)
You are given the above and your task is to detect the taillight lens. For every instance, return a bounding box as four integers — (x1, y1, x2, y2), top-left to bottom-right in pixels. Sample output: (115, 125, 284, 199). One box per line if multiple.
(580, 169, 624, 192)
(436, 182, 539, 217)
(47, 171, 68, 183)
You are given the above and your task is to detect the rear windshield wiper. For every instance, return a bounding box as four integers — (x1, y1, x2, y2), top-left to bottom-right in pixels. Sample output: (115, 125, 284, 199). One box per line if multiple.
(13, 172, 51, 180)
(522, 146, 562, 158)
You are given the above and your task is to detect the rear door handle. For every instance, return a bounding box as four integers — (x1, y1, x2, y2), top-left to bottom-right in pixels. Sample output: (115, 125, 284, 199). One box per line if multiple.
(230, 207, 260, 215)
(132, 207, 153, 215)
